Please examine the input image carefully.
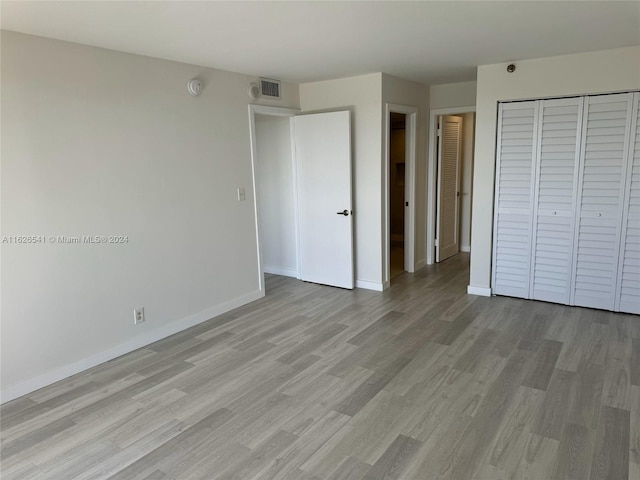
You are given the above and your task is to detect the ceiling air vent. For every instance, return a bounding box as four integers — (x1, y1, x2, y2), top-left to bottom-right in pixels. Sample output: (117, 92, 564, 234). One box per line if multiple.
(260, 78, 281, 99)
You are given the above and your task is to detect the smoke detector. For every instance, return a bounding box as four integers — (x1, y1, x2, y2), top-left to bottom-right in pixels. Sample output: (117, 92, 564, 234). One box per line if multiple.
(187, 79, 203, 96)
(248, 81, 261, 100)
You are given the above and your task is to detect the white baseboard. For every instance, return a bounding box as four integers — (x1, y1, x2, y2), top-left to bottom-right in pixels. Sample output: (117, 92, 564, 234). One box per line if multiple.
(263, 265, 297, 278)
(415, 258, 427, 270)
(355, 280, 385, 291)
(460, 245, 471, 253)
(0, 289, 264, 404)
(467, 285, 492, 297)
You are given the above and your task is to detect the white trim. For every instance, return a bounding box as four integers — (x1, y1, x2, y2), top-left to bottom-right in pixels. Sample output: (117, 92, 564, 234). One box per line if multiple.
(0, 290, 264, 403)
(460, 246, 470, 253)
(467, 285, 491, 297)
(490, 104, 506, 296)
(248, 104, 301, 289)
(249, 104, 299, 117)
(263, 266, 297, 278)
(384, 103, 418, 285)
(356, 279, 386, 291)
(427, 105, 475, 266)
(289, 118, 302, 280)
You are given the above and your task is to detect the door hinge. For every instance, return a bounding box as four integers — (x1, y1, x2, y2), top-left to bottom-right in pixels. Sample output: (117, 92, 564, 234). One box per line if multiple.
(437, 127, 442, 137)
(435, 238, 439, 246)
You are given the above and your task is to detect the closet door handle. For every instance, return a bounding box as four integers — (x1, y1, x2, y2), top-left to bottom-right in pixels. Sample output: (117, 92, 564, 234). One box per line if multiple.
(337, 210, 349, 216)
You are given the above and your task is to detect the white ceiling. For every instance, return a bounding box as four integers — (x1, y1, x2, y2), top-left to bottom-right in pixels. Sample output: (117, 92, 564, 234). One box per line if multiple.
(2, 1, 639, 85)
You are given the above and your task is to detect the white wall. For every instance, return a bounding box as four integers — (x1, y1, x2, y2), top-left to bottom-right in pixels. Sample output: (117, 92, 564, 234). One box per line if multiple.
(430, 81, 477, 110)
(299, 74, 384, 288)
(298, 73, 429, 287)
(382, 74, 430, 271)
(254, 114, 297, 277)
(470, 46, 640, 293)
(459, 112, 475, 251)
(0, 31, 300, 401)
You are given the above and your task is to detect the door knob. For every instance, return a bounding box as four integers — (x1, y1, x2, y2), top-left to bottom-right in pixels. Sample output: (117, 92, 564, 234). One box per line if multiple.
(337, 210, 349, 216)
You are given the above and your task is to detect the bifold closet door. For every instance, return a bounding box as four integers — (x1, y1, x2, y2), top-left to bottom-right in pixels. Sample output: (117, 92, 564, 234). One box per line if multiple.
(571, 93, 634, 311)
(616, 92, 640, 314)
(529, 98, 582, 304)
(492, 101, 538, 299)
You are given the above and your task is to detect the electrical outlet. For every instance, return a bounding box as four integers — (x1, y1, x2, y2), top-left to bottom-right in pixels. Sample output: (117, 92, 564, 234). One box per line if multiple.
(134, 308, 145, 325)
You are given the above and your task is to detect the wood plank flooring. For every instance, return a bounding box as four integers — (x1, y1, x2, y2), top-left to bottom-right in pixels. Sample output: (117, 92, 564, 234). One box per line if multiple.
(1, 254, 638, 479)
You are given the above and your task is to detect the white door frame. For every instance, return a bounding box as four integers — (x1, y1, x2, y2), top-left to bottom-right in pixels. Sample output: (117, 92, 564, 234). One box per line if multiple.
(248, 104, 300, 293)
(427, 106, 475, 265)
(384, 103, 418, 284)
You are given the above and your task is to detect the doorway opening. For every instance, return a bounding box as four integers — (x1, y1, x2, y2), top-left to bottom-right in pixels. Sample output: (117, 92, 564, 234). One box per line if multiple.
(389, 112, 406, 279)
(248, 105, 355, 293)
(427, 107, 476, 265)
(254, 112, 297, 280)
(249, 107, 299, 293)
(384, 104, 418, 287)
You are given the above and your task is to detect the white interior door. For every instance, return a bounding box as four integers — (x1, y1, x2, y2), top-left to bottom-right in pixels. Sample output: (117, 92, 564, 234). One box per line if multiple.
(571, 93, 633, 311)
(294, 111, 354, 289)
(529, 97, 583, 305)
(492, 101, 538, 299)
(616, 92, 640, 314)
(436, 115, 462, 262)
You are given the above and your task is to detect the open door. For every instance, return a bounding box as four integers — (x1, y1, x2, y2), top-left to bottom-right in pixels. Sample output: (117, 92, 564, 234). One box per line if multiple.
(294, 111, 354, 289)
(436, 115, 462, 262)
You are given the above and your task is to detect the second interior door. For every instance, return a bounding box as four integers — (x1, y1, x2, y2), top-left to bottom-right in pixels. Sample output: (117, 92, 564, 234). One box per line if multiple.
(294, 111, 354, 289)
(436, 115, 462, 262)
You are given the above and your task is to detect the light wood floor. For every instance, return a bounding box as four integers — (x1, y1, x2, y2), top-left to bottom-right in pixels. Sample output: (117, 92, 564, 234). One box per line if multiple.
(1, 254, 638, 480)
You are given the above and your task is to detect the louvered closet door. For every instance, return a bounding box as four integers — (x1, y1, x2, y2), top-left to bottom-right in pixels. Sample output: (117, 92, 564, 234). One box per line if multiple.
(492, 101, 538, 298)
(436, 115, 462, 262)
(572, 93, 634, 310)
(616, 92, 640, 314)
(530, 98, 582, 304)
